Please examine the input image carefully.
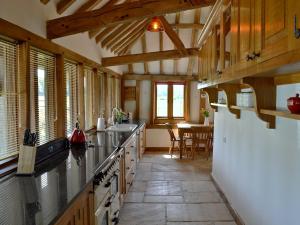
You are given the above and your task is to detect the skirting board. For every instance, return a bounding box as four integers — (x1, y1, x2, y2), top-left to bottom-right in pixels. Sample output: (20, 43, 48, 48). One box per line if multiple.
(210, 174, 246, 225)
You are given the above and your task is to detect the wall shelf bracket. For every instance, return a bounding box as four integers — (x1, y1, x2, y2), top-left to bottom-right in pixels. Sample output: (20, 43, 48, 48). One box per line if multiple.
(202, 87, 219, 112)
(241, 77, 276, 129)
(217, 84, 241, 119)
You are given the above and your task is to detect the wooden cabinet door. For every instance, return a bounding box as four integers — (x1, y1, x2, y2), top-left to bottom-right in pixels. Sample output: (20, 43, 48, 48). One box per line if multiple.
(258, 0, 288, 61)
(238, 0, 253, 63)
(55, 184, 94, 225)
(287, 0, 300, 51)
(230, 0, 240, 66)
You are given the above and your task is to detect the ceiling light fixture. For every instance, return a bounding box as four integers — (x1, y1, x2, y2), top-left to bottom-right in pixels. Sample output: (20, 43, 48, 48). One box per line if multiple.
(147, 17, 164, 32)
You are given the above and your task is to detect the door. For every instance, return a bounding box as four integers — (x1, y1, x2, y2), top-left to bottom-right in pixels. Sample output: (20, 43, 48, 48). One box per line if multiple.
(259, 0, 288, 61)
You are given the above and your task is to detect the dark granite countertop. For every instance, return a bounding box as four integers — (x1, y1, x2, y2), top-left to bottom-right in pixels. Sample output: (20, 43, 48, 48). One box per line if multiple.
(0, 121, 145, 225)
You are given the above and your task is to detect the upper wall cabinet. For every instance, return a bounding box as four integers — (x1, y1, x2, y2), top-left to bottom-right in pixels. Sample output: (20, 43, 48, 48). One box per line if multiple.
(288, 0, 300, 51)
(236, 0, 288, 65)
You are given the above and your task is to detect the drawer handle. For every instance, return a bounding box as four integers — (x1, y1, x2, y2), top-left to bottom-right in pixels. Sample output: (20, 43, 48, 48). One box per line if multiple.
(126, 167, 130, 170)
(295, 15, 300, 39)
(131, 159, 134, 162)
(126, 152, 130, 155)
(131, 172, 135, 175)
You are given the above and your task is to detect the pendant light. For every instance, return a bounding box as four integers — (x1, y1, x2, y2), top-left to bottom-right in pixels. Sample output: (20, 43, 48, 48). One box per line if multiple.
(147, 17, 164, 32)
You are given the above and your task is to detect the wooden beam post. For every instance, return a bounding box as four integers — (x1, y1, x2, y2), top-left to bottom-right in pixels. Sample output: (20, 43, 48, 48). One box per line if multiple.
(77, 63, 85, 129)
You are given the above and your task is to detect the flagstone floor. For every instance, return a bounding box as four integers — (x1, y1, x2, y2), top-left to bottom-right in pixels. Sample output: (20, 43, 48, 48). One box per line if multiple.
(119, 151, 237, 225)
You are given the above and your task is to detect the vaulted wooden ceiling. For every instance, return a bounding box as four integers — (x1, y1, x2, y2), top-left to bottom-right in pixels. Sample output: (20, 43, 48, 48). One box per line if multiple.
(41, 0, 214, 76)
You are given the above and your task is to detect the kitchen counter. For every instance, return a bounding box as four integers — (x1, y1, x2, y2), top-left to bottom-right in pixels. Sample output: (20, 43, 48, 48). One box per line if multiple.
(0, 121, 145, 225)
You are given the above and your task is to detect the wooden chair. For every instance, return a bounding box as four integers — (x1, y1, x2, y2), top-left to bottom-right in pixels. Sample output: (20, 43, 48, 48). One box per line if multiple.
(166, 124, 184, 157)
(191, 126, 214, 159)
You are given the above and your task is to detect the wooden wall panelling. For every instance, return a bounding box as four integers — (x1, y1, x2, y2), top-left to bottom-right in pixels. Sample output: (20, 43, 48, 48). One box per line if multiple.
(55, 55, 66, 138)
(202, 87, 218, 111)
(17, 42, 30, 138)
(241, 77, 276, 129)
(77, 64, 85, 129)
(217, 83, 241, 118)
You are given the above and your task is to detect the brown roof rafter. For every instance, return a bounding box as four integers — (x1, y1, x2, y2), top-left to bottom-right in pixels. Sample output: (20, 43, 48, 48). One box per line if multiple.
(102, 48, 200, 67)
(47, 0, 216, 39)
(57, 0, 77, 15)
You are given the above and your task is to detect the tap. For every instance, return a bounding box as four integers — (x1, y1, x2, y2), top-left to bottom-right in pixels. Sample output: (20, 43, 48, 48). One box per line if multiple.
(111, 107, 120, 125)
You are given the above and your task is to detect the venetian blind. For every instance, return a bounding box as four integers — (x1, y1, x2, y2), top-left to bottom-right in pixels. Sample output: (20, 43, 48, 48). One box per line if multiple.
(84, 68, 93, 130)
(30, 48, 56, 146)
(0, 39, 19, 159)
(98, 71, 105, 116)
(64, 60, 78, 137)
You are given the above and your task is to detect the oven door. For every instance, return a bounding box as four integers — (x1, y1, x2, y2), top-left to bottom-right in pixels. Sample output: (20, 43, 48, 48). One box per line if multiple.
(95, 191, 112, 225)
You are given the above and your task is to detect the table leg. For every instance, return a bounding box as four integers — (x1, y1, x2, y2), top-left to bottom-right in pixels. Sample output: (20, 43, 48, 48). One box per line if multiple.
(179, 130, 183, 159)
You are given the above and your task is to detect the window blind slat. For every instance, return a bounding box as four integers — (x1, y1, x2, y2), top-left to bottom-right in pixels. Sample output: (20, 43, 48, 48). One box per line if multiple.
(64, 60, 78, 136)
(84, 68, 93, 130)
(30, 48, 56, 146)
(0, 39, 19, 159)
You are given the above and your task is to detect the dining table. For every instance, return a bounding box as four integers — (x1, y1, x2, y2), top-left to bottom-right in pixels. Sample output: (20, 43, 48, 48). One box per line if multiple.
(177, 123, 213, 159)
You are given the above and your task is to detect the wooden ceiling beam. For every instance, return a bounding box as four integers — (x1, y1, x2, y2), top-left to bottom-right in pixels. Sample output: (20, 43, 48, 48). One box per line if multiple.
(110, 20, 146, 52)
(172, 23, 204, 29)
(75, 0, 103, 13)
(159, 32, 164, 74)
(141, 35, 149, 74)
(114, 20, 149, 54)
(40, 0, 50, 4)
(123, 74, 197, 81)
(187, 9, 201, 76)
(159, 16, 187, 55)
(101, 22, 131, 48)
(102, 48, 199, 67)
(47, 0, 216, 39)
(95, 24, 121, 43)
(57, 0, 77, 15)
(117, 31, 146, 55)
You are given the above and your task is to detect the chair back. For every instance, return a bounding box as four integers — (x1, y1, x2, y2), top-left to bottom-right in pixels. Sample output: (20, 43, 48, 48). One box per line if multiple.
(165, 124, 176, 141)
(192, 126, 213, 144)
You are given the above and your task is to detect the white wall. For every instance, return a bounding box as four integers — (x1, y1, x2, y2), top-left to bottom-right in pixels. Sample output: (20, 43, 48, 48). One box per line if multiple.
(212, 84, 300, 225)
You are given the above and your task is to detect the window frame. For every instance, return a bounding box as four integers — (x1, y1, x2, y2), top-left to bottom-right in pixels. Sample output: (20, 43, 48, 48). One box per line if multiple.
(153, 81, 189, 124)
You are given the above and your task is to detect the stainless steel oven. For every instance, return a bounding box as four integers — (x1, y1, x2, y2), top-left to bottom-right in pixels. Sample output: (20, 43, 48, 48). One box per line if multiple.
(94, 148, 123, 225)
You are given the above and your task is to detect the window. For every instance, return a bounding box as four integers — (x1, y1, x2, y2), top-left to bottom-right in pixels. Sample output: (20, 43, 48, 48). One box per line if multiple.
(84, 68, 93, 129)
(154, 82, 187, 123)
(30, 48, 56, 145)
(0, 39, 19, 159)
(64, 60, 78, 136)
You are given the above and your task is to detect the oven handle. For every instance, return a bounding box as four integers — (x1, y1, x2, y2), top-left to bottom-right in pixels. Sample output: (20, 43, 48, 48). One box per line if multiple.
(105, 194, 115, 207)
(112, 210, 120, 225)
(104, 169, 120, 188)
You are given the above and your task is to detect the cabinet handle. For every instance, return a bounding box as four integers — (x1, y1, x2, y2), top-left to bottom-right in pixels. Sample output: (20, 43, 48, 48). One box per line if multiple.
(131, 159, 134, 162)
(126, 151, 130, 155)
(246, 54, 254, 61)
(126, 167, 130, 170)
(295, 15, 300, 39)
(252, 51, 261, 59)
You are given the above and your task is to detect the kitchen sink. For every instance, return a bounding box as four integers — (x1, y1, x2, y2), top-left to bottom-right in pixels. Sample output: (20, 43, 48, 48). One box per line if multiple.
(105, 124, 138, 132)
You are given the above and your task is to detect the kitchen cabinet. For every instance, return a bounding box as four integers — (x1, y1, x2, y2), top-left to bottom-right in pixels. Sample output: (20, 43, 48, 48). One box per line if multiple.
(236, 0, 288, 64)
(138, 124, 146, 160)
(54, 183, 94, 225)
(288, 0, 300, 51)
(124, 134, 137, 193)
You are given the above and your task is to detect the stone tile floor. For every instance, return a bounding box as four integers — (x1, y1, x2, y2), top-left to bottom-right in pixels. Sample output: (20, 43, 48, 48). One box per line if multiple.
(119, 151, 237, 225)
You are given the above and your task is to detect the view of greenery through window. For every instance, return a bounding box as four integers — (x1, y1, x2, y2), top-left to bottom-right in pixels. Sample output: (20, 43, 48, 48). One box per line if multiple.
(156, 84, 168, 117)
(38, 68, 47, 144)
(173, 84, 184, 117)
(156, 83, 184, 119)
